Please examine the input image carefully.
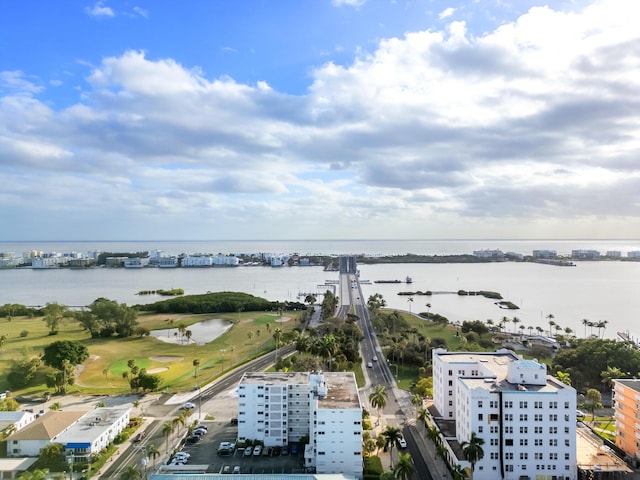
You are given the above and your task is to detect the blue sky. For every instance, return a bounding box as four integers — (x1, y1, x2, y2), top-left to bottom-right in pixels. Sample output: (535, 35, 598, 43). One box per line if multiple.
(1, 0, 639, 241)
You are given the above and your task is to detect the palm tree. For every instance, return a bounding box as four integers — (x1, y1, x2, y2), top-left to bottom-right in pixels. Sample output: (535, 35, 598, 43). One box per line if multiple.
(527, 325, 534, 336)
(601, 366, 624, 389)
(556, 370, 572, 386)
(319, 334, 338, 371)
(407, 297, 414, 314)
(273, 327, 282, 361)
(582, 318, 590, 338)
(425, 303, 431, 318)
(426, 426, 441, 447)
(375, 435, 386, 455)
(564, 326, 574, 338)
(369, 385, 388, 425)
(0, 334, 6, 357)
(147, 444, 160, 465)
(382, 425, 403, 468)
(450, 463, 469, 480)
(461, 431, 485, 475)
(393, 452, 416, 480)
(417, 407, 429, 433)
(547, 317, 556, 337)
(597, 320, 609, 339)
(410, 394, 423, 416)
(120, 465, 141, 480)
(511, 316, 520, 333)
(162, 422, 174, 452)
(193, 359, 200, 378)
(185, 329, 193, 344)
(535, 326, 544, 336)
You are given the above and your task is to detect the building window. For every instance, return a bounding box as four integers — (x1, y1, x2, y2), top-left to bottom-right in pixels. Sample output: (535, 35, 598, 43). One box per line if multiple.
(504, 439, 513, 446)
(519, 414, 528, 421)
(519, 426, 528, 434)
(478, 426, 483, 433)
(478, 401, 483, 408)
(549, 427, 557, 434)
(549, 414, 557, 421)
(478, 414, 483, 421)
(549, 453, 557, 460)
(519, 401, 528, 408)
(504, 401, 513, 408)
(505, 453, 513, 460)
(549, 439, 557, 446)
(519, 439, 528, 446)
(534, 401, 542, 409)
(491, 439, 500, 446)
(534, 439, 542, 446)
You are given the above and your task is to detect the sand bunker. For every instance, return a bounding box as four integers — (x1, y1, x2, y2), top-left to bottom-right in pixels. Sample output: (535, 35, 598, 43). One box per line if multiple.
(149, 356, 184, 362)
(147, 367, 169, 374)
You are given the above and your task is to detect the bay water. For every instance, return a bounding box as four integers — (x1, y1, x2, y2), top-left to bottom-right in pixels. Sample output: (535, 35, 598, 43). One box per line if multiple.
(1, 240, 639, 340)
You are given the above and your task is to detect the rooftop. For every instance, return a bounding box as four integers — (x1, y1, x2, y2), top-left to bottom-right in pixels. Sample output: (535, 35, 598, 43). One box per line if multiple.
(56, 407, 130, 446)
(8, 411, 86, 441)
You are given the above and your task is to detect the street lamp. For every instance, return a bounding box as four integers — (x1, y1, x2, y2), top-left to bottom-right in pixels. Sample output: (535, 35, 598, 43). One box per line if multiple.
(388, 360, 398, 379)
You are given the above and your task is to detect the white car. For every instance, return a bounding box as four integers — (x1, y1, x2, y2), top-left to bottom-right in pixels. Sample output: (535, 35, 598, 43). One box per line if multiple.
(181, 402, 196, 410)
(398, 438, 407, 448)
(253, 445, 263, 456)
(174, 452, 191, 459)
(367, 362, 373, 368)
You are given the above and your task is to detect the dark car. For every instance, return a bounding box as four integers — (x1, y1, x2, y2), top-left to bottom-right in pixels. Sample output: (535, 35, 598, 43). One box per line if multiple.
(290, 444, 299, 455)
(185, 436, 200, 444)
(273, 446, 281, 456)
(133, 432, 146, 442)
(282, 445, 289, 456)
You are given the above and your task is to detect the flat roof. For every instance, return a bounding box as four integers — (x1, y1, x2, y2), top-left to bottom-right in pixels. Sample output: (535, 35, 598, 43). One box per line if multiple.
(56, 407, 130, 446)
(435, 350, 519, 379)
(240, 372, 360, 409)
(318, 372, 360, 410)
(614, 378, 640, 393)
(576, 424, 632, 473)
(462, 375, 569, 394)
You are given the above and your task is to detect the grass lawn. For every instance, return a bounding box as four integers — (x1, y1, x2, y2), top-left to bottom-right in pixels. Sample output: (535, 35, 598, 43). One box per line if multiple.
(0, 311, 301, 396)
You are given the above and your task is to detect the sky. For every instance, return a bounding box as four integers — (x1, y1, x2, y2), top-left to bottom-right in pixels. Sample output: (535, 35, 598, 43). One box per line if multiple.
(1, 0, 639, 241)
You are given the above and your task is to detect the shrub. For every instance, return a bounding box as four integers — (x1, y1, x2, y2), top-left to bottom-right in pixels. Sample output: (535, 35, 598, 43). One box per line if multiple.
(19, 330, 28, 337)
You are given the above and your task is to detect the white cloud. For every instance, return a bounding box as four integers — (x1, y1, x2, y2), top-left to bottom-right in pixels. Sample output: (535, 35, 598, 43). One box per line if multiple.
(132, 6, 149, 18)
(439, 7, 456, 20)
(85, 1, 114, 18)
(331, 0, 366, 8)
(2, 0, 640, 240)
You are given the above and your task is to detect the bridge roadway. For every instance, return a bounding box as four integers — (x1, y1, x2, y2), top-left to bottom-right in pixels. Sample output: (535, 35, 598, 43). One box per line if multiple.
(339, 271, 436, 480)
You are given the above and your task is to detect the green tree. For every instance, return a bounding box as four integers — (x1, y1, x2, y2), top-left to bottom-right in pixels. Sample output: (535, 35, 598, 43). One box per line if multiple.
(381, 425, 403, 469)
(7, 358, 40, 388)
(0, 398, 20, 411)
(43, 302, 69, 335)
(417, 407, 429, 433)
(451, 463, 469, 480)
(42, 340, 89, 370)
(38, 443, 66, 471)
(17, 469, 49, 480)
(585, 388, 603, 421)
(368, 385, 388, 424)
(601, 366, 624, 389)
(162, 422, 174, 452)
(193, 359, 201, 378)
(0, 334, 6, 356)
(556, 370, 572, 386)
(393, 452, 416, 480)
(75, 310, 101, 338)
(120, 465, 141, 480)
(147, 444, 160, 465)
(461, 431, 485, 475)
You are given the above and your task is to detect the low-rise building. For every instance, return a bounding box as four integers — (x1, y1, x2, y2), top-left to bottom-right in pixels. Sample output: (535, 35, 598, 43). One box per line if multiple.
(0, 411, 36, 434)
(238, 371, 362, 479)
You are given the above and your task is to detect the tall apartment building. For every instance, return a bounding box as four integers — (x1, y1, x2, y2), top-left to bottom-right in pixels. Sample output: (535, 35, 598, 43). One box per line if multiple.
(613, 378, 640, 462)
(432, 348, 577, 480)
(237, 371, 362, 478)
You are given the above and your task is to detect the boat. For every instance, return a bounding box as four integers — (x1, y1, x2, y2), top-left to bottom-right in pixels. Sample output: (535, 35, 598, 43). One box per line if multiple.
(374, 280, 402, 284)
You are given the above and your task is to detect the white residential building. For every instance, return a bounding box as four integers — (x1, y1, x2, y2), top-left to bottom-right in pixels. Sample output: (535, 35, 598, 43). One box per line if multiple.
(6, 408, 130, 459)
(181, 255, 214, 267)
(238, 371, 362, 479)
(0, 411, 36, 433)
(432, 348, 577, 480)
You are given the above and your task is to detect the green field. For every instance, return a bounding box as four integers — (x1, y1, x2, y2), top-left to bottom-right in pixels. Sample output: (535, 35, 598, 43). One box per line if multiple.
(0, 311, 300, 396)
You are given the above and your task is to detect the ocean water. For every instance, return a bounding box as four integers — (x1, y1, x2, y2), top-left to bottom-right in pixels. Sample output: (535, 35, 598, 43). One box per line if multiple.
(1, 240, 639, 340)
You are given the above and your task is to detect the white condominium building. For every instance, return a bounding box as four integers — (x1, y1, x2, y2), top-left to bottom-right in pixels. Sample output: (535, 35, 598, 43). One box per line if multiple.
(432, 348, 577, 480)
(237, 371, 362, 479)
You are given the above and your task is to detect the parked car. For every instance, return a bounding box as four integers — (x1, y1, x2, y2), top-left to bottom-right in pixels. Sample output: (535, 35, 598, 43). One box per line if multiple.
(185, 435, 200, 444)
(398, 437, 407, 448)
(194, 424, 208, 431)
(192, 429, 206, 437)
(262, 446, 271, 457)
(253, 445, 263, 456)
(233, 466, 241, 474)
(290, 444, 299, 455)
(222, 466, 230, 474)
(243, 447, 253, 457)
(282, 445, 289, 456)
(173, 452, 190, 460)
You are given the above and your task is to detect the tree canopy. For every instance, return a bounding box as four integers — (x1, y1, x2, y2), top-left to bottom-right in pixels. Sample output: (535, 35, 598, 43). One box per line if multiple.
(42, 340, 89, 370)
(553, 339, 640, 390)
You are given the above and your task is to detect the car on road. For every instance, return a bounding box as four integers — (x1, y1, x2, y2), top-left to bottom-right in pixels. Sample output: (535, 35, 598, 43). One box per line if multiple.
(398, 438, 407, 448)
(372, 356, 378, 362)
(133, 431, 146, 442)
(253, 445, 263, 456)
(243, 447, 253, 457)
(367, 362, 373, 368)
(181, 402, 196, 410)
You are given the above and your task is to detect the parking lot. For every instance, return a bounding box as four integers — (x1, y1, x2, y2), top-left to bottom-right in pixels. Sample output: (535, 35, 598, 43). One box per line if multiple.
(167, 420, 305, 475)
